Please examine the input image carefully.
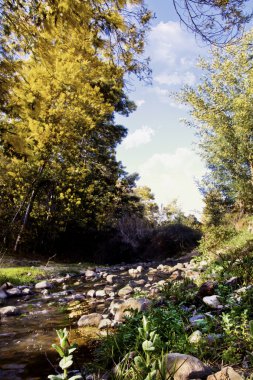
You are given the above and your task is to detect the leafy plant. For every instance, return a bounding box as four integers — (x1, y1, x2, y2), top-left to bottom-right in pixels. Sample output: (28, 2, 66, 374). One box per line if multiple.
(48, 328, 82, 380)
(114, 316, 169, 380)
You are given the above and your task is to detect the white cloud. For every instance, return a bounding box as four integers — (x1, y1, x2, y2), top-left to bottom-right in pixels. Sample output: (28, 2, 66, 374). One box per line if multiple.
(137, 147, 205, 215)
(152, 86, 170, 103)
(122, 126, 155, 150)
(154, 71, 196, 86)
(136, 99, 146, 107)
(149, 21, 201, 66)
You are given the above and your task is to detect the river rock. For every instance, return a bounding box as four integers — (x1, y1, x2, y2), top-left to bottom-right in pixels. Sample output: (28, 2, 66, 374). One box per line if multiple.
(224, 277, 241, 288)
(0, 306, 21, 316)
(0, 289, 8, 300)
(113, 298, 151, 322)
(118, 285, 133, 297)
(197, 281, 217, 298)
(77, 313, 103, 327)
(165, 353, 211, 380)
(203, 295, 223, 309)
(35, 280, 52, 289)
(22, 288, 32, 295)
(188, 330, 203, 344)
(189, 314, 206, 326)
(98, 318, 112, 329)
(85, 270, 96, 279)
(6, 287, 22, 297)
(136, 265, 144, 273)
(87, 289, 95, 298)
(106, 275, 117, 284)
(207, 367, 243, 380)
(96, 289, 106, 297)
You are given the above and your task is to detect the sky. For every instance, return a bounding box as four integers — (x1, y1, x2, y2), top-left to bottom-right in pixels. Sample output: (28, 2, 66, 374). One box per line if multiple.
(116, 0, 211, 218)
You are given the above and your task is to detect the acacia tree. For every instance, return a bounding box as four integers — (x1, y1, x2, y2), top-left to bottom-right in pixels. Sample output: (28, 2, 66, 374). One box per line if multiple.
(180, 30, 253, 215)
(0, 0, 152, 251)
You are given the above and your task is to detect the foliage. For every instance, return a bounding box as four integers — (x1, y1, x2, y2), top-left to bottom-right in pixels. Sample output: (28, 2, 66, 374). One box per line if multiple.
(142, 223, 202, 260)
(160, 278, 197, 306)
(96, 304, 189, 371)
(134, 186, 159, 226)
(0, 0, 151, 253)
(0, 266, 45, 285)
(113, 316, 169, 380)
(49, 328, 82, 380)
(180, 31, 253, 215)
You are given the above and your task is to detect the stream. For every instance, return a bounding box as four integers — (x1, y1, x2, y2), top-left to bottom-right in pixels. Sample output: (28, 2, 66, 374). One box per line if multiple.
(0, 256, 195, 379)
(0, 267, 109, 380)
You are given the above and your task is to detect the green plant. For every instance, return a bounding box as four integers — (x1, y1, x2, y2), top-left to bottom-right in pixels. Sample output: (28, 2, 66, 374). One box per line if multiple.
(114, 316, 169, 380)
(160, 279, 197, 306)
(220, 310, 253, 365)
(48, 328, 82, 380)
(0, 267, 45, 285)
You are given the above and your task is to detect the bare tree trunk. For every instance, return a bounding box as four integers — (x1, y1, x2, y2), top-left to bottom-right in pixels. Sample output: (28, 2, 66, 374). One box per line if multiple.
(14, 164, 45, 252)
(14, 188, 38, 251)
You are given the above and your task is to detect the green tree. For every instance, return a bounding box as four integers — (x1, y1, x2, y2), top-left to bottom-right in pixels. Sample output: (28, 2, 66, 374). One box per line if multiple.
(180, 30, 253, 215)
(0, 0, 152, 251)
(134, 186, 159, 225)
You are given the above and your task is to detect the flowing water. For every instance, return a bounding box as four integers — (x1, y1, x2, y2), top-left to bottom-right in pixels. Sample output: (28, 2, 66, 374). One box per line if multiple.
(0, 271, 107, 379)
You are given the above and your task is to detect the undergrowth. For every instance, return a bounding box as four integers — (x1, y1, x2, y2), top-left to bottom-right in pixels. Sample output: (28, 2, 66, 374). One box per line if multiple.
(0, 266, 45, 285)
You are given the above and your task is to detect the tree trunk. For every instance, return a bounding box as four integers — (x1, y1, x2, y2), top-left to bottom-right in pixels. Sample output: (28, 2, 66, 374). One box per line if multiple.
(14, 164, 45, 252)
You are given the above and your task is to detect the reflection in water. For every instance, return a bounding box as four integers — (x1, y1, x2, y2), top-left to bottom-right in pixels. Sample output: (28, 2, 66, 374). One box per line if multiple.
(0, 277, 102, 379)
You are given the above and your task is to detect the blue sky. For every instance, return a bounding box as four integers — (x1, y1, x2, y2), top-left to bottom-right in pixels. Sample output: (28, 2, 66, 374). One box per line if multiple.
(116, 0, 210, 217)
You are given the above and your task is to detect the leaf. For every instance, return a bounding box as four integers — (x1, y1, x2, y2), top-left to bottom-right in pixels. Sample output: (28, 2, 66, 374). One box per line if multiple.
(59, 355, 73, 370)
(48, 374, 64, 380)
(134, 355, 146, 370)
(52, 344, 65, 358)
(68, 347, 77, 354)
(68, 375, 82, 380)
(142, 340, 155, 352)
(249, 320, 253, 336)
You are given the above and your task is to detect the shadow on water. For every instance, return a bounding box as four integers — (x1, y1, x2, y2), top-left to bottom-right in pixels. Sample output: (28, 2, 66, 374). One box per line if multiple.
(0, 276, 103, 379)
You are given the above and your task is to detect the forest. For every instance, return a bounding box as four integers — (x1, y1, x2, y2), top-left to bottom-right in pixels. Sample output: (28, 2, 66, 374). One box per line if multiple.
(0, 0, 253, 379)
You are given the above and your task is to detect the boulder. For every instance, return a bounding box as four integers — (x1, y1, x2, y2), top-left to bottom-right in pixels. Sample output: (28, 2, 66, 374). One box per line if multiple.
(118, 285, 133, 297)
(77, 313, 103, 327)
(22, 288, 32, 295)
(85, 270, 96, 279)
(96, 289, 106, 298)
(203, 295, 223, 309)
(189, 314, 206, 327)
(113, 298, 151, 322)
(0, 306, 21, 316)
(98, 318, 112, 329)
(0, 289, 8, 300)
(87, 289, 95, 298)
(35, 280, 53, 290)
(207, 367, 243, 380)
(188, 330, 203, 344)
(197, 281, 217, 298)
(106, 275, 118, 284)
(6, 287, 22, 297)
(165, 353, 211, 380)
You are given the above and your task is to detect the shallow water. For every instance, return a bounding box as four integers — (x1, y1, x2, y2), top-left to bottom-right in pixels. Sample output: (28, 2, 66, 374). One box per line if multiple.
(0, 275, 104, 379)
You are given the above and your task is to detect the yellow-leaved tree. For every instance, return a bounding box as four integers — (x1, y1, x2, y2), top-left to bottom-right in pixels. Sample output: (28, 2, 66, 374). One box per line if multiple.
(0, 0, 152, 252)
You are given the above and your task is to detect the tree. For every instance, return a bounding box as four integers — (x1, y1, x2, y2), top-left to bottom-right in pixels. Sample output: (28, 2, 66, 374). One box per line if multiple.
(134, 186, 159, 224)
(173, 0, 252, 45)
(180, 30, 253, 215)
(0, 0, 152, 251)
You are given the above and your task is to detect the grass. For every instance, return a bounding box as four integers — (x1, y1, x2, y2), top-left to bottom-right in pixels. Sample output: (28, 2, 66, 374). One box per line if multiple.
(0, 266, 46, 285)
